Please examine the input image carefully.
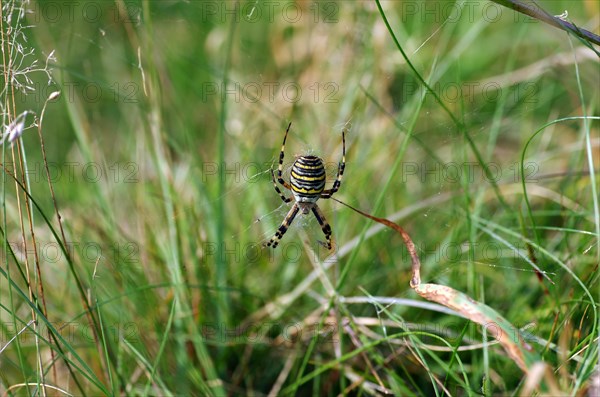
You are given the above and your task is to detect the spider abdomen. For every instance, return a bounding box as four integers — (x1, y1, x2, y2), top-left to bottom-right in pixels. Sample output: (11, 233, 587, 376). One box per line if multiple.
(290, 155, 326, 203)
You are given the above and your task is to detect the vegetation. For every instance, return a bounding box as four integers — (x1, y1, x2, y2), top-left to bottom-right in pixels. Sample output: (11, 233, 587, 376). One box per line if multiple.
(0, 0, 598, 395)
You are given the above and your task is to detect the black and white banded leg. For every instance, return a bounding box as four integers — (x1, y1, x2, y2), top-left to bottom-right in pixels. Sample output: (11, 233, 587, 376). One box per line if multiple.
(311, 205, 332, 250)
(320, 126, 346, 199)
(266, 203, 299, 248)
(271, 168, 292, 203)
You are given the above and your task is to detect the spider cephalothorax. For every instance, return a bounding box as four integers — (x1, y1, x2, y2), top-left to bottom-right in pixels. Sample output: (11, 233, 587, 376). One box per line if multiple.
(265, 122, 346, 249)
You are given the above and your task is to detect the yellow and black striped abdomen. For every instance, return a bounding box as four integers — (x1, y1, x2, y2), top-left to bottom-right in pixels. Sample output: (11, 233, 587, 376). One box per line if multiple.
(290, 155, 326, 202)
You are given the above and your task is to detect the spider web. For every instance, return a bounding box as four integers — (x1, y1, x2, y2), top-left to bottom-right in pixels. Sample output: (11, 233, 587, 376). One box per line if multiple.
(232, 145, 343, 251)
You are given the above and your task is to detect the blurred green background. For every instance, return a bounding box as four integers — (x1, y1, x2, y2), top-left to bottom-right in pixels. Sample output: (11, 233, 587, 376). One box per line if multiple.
(1, 0, 598, 395)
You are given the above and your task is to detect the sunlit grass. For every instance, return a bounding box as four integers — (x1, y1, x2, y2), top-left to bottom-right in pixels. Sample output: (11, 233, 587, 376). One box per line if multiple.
(1, 0, 598, 395)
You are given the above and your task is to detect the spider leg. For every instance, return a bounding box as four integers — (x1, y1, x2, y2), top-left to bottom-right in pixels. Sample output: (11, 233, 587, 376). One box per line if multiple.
(265, 203, 300, 248)
(311, 205, 333, 250)
(320, 126, 346, 199)
(271, 168, 292, 203)
(277, 122, 293, 190)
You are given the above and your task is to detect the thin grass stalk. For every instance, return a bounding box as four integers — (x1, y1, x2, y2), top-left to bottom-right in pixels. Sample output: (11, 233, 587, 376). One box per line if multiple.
(15, 134, 49, 394)
(215, 0, 238, 330)
(568, 34, 599, 396)
(0, 0, 43, 392)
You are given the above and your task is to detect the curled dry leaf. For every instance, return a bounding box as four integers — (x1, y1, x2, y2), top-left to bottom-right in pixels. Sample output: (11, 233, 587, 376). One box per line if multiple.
(333, 197, 542, 373)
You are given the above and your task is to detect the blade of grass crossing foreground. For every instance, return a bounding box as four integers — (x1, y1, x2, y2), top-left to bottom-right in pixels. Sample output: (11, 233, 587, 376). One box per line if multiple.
(1, 229, 32, 390)
(568, 34, 599, 396)
(144, 298, 178, 395)
(215, 0, 237, 334)
(24, 106, 57, 390)
(1, 142, 31, 390)
(569, 40, 600, 264)
(520, 117, 599, 246)
(123, 337, 174, 395)
(96, 299, 115, 393)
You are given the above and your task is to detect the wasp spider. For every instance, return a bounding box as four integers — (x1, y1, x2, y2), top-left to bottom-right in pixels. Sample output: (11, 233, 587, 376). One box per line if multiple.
(265, 122, 346, 249)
